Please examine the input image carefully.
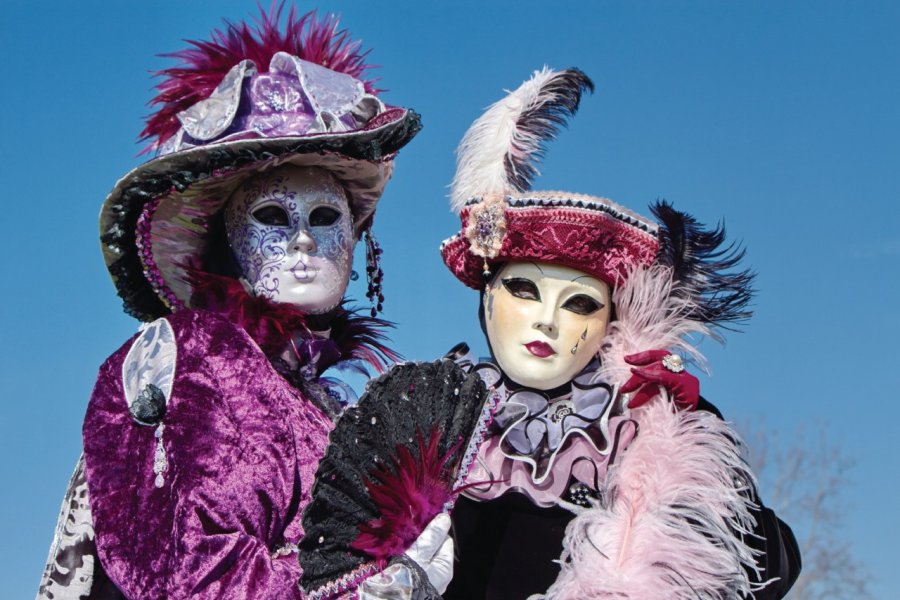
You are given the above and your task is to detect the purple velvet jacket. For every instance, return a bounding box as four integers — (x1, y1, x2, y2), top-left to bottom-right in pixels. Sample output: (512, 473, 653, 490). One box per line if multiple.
(82, 309, 332, 599)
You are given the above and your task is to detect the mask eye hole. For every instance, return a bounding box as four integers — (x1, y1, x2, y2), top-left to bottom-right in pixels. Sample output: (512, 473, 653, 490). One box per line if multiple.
(502, 277, 541, 301)
(562, 294, 603, 315)
(252, 205, 290, 227)
(309, 206, 342, 227)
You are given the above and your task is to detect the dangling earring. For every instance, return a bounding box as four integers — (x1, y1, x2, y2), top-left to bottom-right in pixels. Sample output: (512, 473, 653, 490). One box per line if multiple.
(571, 327, 588, 355)
(350, 269, 359, 281)
(364, 227, 384, 317)
(482, 259, 492, 283)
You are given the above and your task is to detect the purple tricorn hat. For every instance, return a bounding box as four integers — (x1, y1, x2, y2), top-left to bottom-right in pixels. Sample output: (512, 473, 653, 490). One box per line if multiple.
(100, 7, 421, 321)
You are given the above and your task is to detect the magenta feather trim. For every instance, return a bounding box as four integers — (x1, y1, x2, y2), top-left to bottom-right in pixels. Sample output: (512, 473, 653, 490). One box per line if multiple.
(544, 400, 763, 600)
(329, 308, 402, 376)
(350, 429, 462, 567)
(189, 271, 399, 373)
(142, 1, 380, 149)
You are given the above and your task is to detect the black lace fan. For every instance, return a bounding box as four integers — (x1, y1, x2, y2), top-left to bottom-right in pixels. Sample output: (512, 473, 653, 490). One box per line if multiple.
(299, 359, 490, 596)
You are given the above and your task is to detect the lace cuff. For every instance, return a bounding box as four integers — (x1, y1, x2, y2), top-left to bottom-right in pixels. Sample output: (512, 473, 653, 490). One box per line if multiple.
(357, 557, 440, 600)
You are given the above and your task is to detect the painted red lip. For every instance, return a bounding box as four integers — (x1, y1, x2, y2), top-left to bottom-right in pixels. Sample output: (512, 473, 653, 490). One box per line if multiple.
(525, 341, 556, 358)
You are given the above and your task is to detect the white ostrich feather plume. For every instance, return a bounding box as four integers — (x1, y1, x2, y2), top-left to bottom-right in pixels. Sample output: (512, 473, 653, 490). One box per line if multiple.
(449, 67, 594, 213)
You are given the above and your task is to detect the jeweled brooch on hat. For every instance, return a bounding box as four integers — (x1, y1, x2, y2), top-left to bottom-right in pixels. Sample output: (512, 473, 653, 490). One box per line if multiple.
(463, 196, 508, 278)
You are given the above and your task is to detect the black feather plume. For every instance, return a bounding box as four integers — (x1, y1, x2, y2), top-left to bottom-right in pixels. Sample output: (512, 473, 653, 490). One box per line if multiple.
(505, 68, 595, 193)
(652, 200, 756, 329)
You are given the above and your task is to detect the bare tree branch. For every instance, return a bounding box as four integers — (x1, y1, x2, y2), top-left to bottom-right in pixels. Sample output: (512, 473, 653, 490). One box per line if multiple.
(737, 419, 872, 600)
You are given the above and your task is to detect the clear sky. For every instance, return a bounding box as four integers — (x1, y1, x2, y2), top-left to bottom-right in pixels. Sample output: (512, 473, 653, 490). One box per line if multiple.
(2, 1, 898, 597)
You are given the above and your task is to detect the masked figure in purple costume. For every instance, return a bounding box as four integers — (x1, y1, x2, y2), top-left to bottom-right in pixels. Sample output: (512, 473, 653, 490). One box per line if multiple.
(436, 69, 802, 599)
(36, 7, 421, 599)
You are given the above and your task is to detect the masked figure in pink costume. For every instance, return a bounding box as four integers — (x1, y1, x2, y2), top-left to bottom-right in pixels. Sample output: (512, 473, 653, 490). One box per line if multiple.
(37, 7, 421, 599)
(437, 69, 801, 599)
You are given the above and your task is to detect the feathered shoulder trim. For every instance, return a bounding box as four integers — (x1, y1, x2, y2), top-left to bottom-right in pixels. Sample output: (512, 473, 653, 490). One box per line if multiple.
(189, 271, 398, 374)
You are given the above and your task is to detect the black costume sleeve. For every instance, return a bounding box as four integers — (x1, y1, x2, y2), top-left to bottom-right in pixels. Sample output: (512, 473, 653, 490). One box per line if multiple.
(748, 504, 802, 599)
(696, 397, 802, 598)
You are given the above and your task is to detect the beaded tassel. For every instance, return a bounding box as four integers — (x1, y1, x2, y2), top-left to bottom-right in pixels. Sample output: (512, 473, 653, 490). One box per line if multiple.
(364, 227, 384, 317)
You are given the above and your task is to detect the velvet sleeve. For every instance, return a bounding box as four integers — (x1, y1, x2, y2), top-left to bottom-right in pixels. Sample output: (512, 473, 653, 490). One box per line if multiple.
(696, 397, 802, 599)
(747, 504, 802, 599)
(83, 310, 331, 599)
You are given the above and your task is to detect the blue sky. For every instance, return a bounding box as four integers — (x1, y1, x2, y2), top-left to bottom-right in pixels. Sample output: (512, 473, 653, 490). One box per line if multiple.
(2, 1, 898, 597)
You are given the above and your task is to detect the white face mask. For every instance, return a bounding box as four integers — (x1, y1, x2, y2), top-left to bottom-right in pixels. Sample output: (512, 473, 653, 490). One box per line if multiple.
(225, 165, 355, 314)
(483, 262, 612, 390)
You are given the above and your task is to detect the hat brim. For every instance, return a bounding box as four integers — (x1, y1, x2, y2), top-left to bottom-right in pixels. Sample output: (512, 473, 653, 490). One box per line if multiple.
(440, 194, 660, 290)
(101, 108, 421, 321)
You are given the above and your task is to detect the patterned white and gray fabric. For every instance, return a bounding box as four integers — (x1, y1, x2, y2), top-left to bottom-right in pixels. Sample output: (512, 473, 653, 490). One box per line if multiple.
(36, 456, 124, 600)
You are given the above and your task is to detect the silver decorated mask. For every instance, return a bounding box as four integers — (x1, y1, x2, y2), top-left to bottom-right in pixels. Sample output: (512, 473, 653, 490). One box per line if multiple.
(225, 165, 355, 314)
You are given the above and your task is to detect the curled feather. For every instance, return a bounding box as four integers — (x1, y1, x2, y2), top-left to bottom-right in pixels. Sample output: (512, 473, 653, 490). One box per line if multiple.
(450, 67, 594, 212)
(652, 200, 755, 329)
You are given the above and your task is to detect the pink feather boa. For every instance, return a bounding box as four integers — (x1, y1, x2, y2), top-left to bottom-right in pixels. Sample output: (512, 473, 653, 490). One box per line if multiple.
(542, 266, 765, 599)
(545, 400, 762, 599)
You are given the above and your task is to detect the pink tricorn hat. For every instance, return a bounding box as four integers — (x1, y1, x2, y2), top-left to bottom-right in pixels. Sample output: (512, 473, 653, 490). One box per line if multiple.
(441, 192, 659, 290)
(440, 68, 658, 289)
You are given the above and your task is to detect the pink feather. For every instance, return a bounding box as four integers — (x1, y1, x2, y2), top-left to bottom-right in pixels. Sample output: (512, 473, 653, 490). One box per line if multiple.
(350, 429, 462, 567)
(141, 1, 380, 151)
(545, 400, 763, 599)
(543, 265, 764, 598)
(597, 265, 712, 388)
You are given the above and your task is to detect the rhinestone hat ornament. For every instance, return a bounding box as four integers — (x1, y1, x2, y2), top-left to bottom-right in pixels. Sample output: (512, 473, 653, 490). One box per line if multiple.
(463, 195, 508, 279)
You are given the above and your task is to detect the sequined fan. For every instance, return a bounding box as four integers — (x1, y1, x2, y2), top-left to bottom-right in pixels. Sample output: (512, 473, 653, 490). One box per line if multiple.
(298, 360, 491, 597)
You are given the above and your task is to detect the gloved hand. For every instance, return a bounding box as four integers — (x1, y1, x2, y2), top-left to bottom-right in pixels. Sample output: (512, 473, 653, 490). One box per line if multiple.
(404, 513, 454, 594)
(620, 350, 700, 412)
(358, 513, 454, 600)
